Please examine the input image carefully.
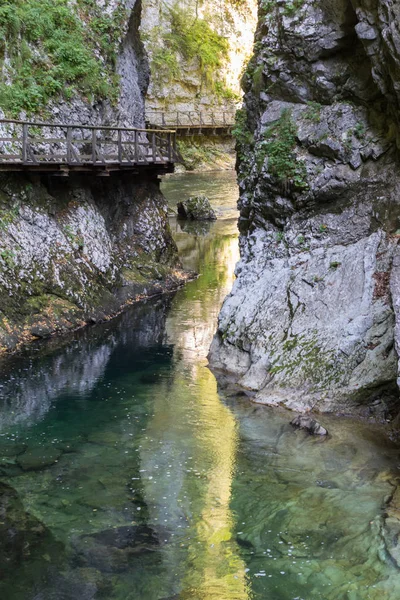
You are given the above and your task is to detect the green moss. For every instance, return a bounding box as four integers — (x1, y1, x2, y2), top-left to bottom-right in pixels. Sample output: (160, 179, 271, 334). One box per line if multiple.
(256, 109, 308, 189)
(0, 0, 128, 115)
(269, 334, 341, 388)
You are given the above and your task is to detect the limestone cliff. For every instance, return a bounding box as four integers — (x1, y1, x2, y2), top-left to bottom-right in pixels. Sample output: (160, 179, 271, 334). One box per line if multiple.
(209, 0, 400, 415)
(0, 0, 182, 351)
(141, 0, 257, 115)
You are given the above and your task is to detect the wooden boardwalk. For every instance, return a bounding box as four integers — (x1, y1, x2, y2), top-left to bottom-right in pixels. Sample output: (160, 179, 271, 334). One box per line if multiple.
(146, 110, 236, 135)
(0, 119, 179, 176)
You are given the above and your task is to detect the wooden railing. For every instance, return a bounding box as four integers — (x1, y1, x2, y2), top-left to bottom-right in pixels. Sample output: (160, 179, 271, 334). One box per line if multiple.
(146, 110, 236, 129)
(0, 119, 178, 171)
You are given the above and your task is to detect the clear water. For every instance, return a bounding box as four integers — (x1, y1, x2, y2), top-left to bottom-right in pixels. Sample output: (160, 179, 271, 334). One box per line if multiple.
(0, 171, 399, 600)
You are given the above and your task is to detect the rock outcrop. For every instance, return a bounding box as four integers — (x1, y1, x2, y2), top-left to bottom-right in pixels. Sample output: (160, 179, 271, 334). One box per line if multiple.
(0, 0, 183, 351)
(209, 0, 400, 415)
(177, 196, 217, 221)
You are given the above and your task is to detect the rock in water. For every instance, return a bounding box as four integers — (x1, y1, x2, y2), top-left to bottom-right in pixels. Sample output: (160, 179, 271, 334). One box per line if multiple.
(291, 415, 328, 436)
(177, 196, 217, 221)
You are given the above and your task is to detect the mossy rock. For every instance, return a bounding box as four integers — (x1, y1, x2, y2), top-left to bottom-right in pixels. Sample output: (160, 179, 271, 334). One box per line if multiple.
(177, 196, 217, 221)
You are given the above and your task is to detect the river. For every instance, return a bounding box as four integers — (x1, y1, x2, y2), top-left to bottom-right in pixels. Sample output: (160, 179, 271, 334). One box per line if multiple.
(0, 171, 399, 600)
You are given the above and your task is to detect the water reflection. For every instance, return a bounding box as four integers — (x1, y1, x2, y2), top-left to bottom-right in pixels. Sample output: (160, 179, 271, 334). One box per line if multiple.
(0, 298, 172, 430)
(0, 171, 399, 599)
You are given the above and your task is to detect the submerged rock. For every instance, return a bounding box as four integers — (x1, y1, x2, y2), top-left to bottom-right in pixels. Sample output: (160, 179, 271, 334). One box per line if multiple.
(177, 196, 217, 221)
(291, 415, 328, 436)
(72, 525, 161, 573)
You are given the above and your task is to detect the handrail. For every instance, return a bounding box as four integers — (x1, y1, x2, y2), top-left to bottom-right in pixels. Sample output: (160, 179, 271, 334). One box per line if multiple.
(0, 119, 179, 170)
(0, 118, 176, 134)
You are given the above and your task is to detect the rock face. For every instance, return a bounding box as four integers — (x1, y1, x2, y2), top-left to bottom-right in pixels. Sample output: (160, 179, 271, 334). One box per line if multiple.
(0, 174, 182, 351)
(0, 0, 183, 351)
(141, 0, 257, 115)
(177, 196, 217, 221)
(209, 0, 400, 414)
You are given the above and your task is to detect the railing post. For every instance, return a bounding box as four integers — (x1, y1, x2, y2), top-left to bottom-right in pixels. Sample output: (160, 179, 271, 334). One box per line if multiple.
(168, 133, 172, 162)
(66, 127, 72, 163)
(118, 130, 122, 164)
(134, 130, 138, 162)
(22, 123, 28, 162)
(176, 111, 180, 126)
(223, 111, 226, 125)
(152, 132, 156, 162)
(92, 129, 97, 163)
(162, 112, 166, 126)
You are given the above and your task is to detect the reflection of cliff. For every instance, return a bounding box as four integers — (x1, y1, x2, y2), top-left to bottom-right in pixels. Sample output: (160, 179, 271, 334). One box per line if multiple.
(0, 298, 172, 431)
(138, 217, 248, 598)
(166, 219, 239, 360)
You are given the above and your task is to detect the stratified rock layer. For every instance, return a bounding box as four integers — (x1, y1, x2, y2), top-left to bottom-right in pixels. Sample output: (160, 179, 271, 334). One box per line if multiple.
(209, 0, 400, 414)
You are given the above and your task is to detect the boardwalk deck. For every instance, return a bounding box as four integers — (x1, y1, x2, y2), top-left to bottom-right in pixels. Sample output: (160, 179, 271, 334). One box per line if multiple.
(0, 119, 179, 175)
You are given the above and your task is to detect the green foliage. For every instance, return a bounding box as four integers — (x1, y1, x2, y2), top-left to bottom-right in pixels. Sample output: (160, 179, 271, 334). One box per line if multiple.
(176, 139, 226, 170)
(232, 108, 254, 160)
(276, 231, 284, 242)
(354, 121, 366, 140)
(0, 248, 16, 269)
(0, 0, 127, 115)
(251, 64, 265, 96)
(261, 0, 304, 17)
(297, 234, 305, 245)
(256, 109, 308, 189)
(64, 225, 84, 250)
(319, 223, 328, 233)
(148, 3, 230, 92)
(304, 101, 322, 123)
(329, 261, 341, 269)
(282, 0, 305, 16)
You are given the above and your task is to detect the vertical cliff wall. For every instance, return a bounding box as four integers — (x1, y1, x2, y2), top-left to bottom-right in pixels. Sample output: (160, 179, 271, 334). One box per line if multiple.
(141, 0, 257, 114)
(209, 0, 400, 415)
(0, 0, 182, 352)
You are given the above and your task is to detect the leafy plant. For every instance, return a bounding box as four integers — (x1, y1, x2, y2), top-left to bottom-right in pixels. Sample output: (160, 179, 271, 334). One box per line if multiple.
(304, 101, 322, 123)
(0, 0, 128, 115)
(256, 109, 308, 189)
(232, 108, 254, 161)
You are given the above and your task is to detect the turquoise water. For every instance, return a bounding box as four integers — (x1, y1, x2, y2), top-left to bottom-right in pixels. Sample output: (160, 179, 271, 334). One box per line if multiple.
(0, 171, 400, 599)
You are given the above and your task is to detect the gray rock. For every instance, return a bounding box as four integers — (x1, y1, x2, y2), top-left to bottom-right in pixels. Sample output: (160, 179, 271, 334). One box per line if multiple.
(177, 195, 217, 221)
(291, 415, 328, 436)
(209, 0, 400, 415)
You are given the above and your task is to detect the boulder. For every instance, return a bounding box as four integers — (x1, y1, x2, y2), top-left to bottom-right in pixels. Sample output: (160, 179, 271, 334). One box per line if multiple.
(177, 195, 217, 221)
(291, 415, 328, 436)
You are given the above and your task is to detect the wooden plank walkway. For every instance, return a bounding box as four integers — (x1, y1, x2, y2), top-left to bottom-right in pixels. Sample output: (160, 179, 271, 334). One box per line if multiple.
(0, 119, 179, 175)
(146, 110, 236, 135)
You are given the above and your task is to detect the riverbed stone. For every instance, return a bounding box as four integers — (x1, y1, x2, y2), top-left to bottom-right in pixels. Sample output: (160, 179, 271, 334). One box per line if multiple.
(177, 196, 217, 221)
(17, 446, 63, 471)
(291, 415, 328, 436)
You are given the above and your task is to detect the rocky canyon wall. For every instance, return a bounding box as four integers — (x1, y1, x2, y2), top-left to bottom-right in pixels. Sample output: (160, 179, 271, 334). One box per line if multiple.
(209, 0, 400, 416)
(0, 0, 182, 351)
(141, 0, 257, 115)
